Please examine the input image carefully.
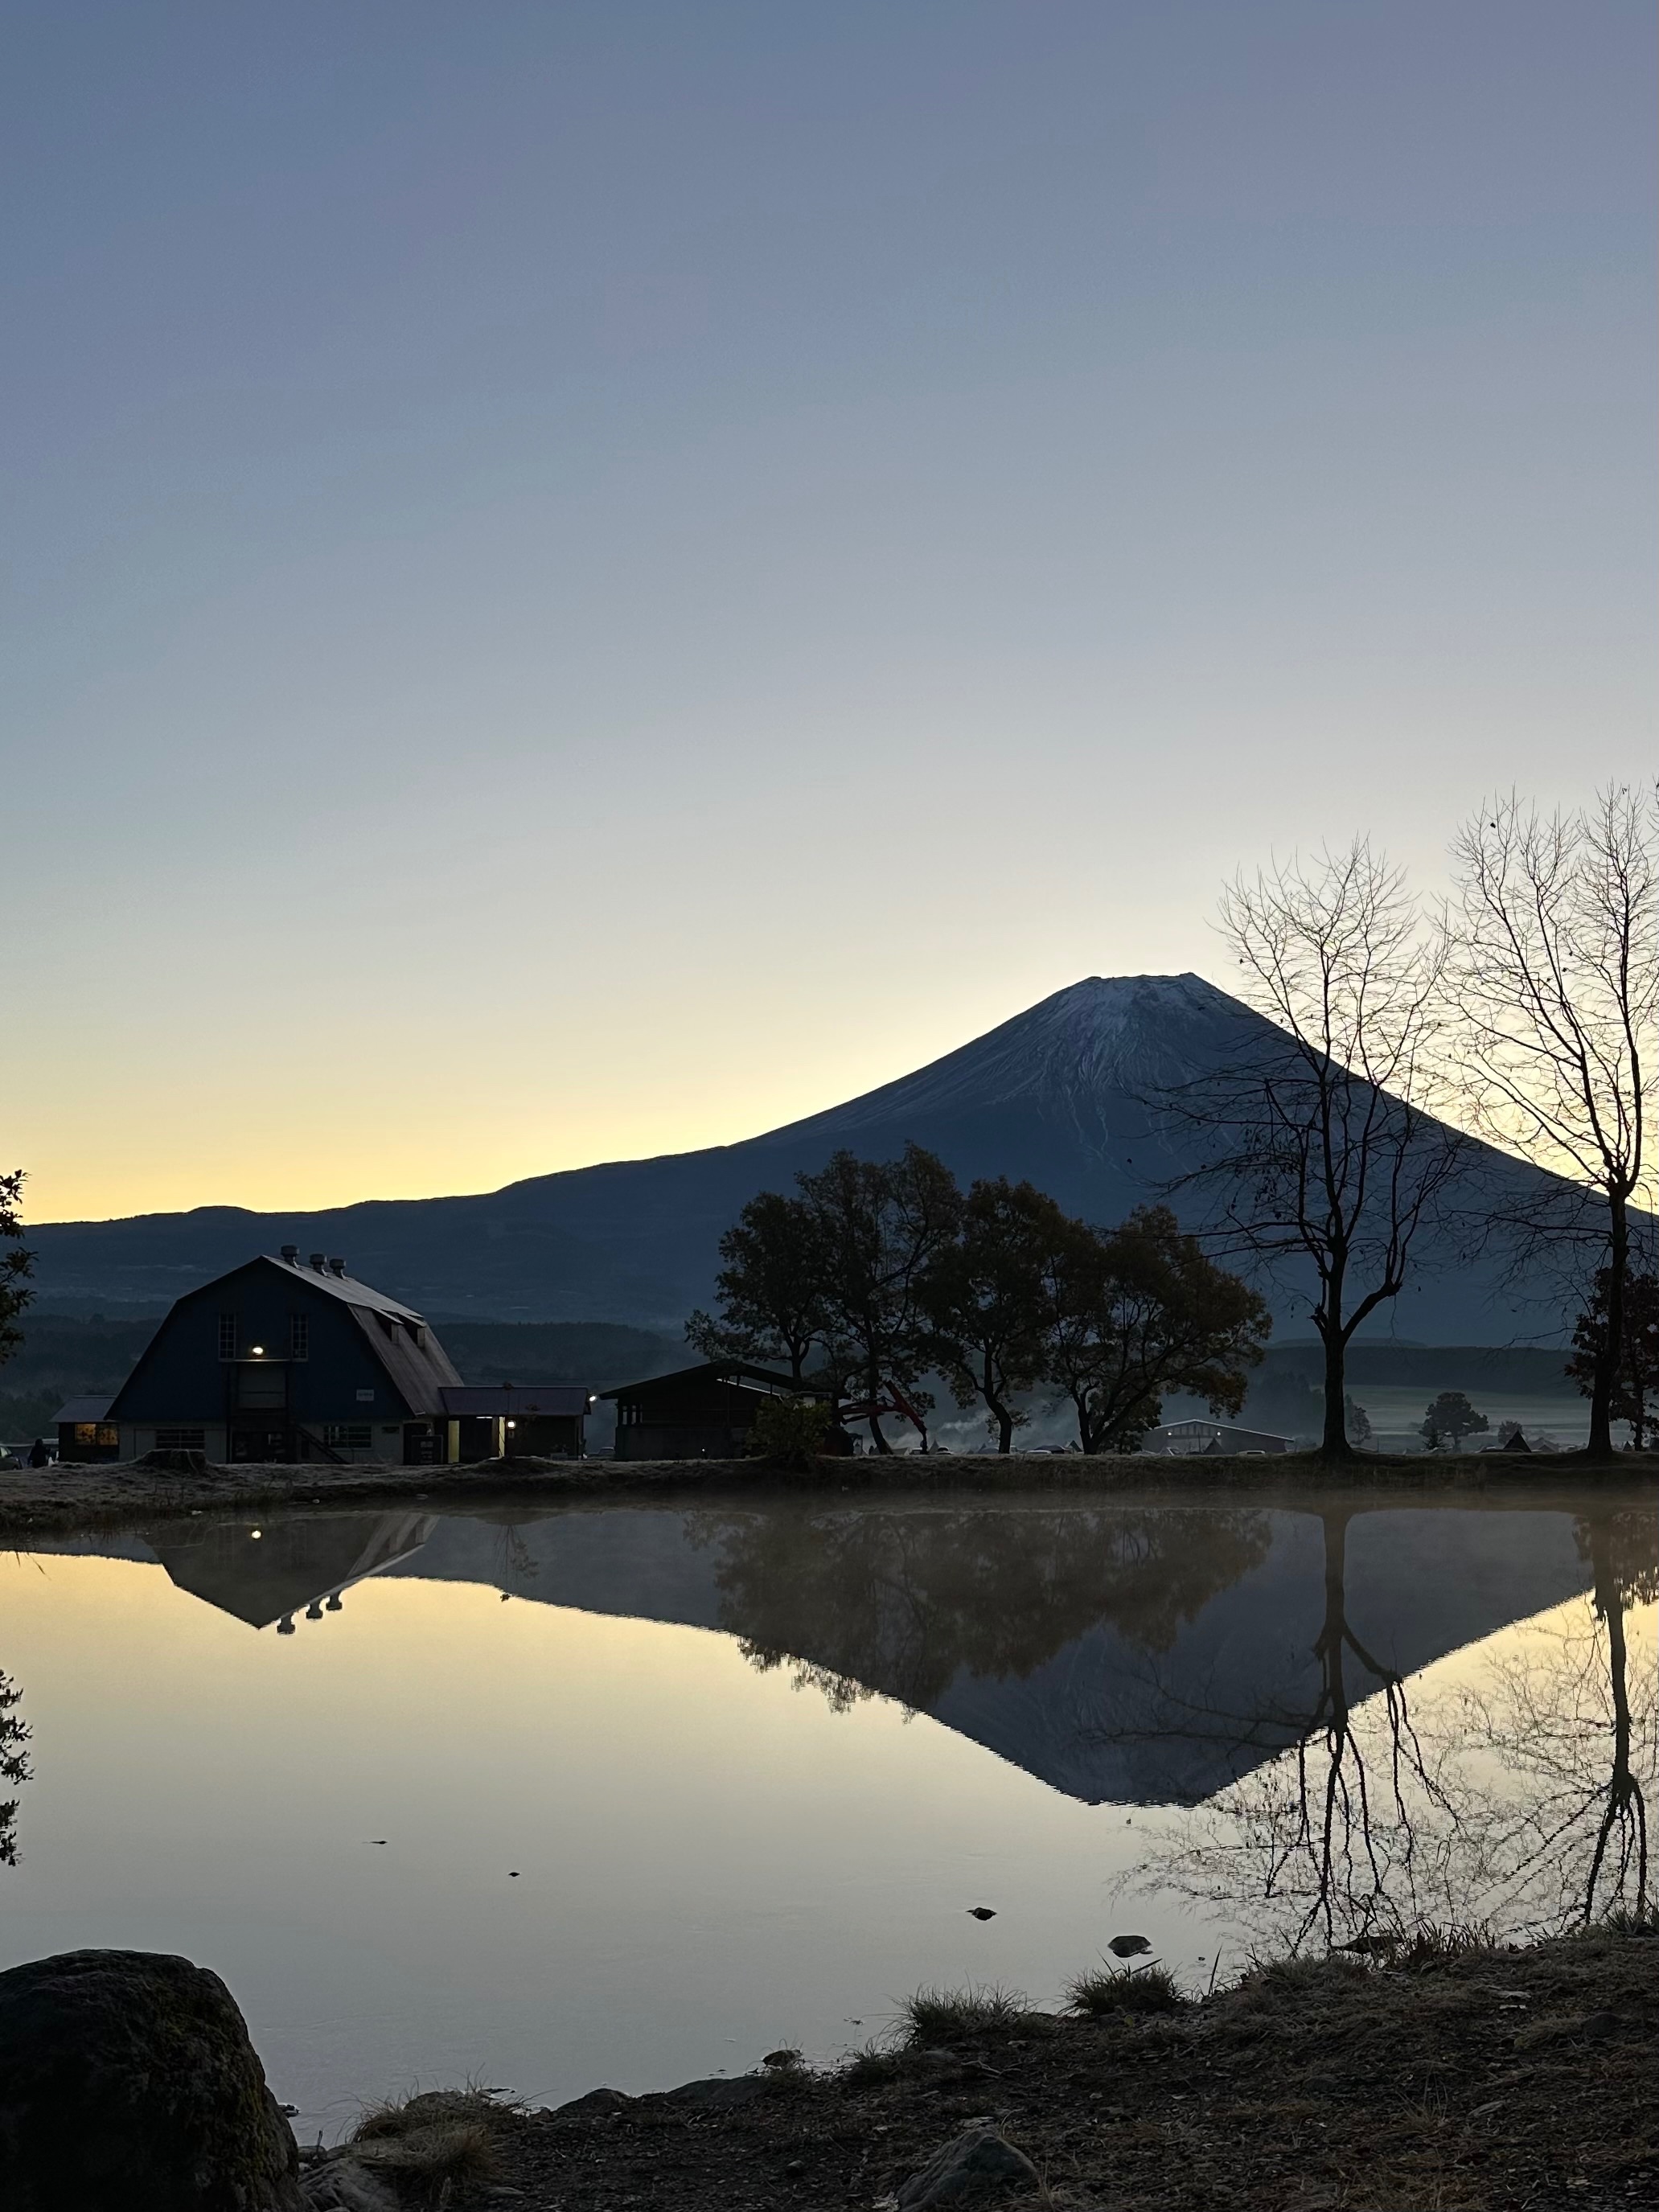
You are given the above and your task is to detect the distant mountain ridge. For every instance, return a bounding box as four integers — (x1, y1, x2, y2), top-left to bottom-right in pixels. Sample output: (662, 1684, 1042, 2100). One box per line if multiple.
(27, 973, 1569, 1338)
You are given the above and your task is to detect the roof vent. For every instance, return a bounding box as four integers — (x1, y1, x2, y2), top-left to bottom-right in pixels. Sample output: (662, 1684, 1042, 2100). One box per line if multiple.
(281, 1245, 298, 1262)
(310, 1253, 327, 1271)
(328, 1257, 347, 1277)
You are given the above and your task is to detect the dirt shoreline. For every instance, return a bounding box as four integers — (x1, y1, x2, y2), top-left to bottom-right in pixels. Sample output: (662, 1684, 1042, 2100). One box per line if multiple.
(2, 1447, 1656, 1539)
(307, 1923, 1658, 2211)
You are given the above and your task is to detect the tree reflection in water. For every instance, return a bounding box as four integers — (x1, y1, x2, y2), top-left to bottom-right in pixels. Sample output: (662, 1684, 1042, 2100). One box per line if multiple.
(689, 1506, 1273, 1716)
(0, 1666, 29, 1869)
(1132, 1506, 1657, 1951)
(1444, 1511, 1654, 1930)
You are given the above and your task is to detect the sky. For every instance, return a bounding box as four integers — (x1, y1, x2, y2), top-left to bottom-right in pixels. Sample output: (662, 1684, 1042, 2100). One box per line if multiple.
(6, 1, 1654, 1224)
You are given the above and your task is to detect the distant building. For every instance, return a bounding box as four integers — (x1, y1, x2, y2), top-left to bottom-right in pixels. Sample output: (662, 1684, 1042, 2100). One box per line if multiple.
(601, 1359, 836, 1460)
(94, 1250, 468, 1466)
(1144, 1418, 1296, 1457)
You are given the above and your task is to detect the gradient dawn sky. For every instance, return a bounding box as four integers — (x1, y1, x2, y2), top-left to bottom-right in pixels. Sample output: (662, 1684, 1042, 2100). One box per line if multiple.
(7, 2, 1655, 1224)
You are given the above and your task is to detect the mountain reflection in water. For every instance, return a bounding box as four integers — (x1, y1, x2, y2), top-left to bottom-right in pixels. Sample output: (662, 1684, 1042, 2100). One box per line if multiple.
(29, 1492, 1656, 1954)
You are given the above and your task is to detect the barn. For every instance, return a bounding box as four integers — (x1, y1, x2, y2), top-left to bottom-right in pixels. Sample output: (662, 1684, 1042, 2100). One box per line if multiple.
(96, 1249, 466, 1466)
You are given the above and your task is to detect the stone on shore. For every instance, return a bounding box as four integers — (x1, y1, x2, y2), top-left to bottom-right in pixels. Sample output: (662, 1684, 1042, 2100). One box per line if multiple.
(0, 1947, 304, 2212)
(895, 2119, 1043, 2206)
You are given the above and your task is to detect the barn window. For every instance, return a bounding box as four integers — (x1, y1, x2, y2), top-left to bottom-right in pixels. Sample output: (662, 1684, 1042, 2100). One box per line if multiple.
(217, 1313, 239, 1360)
(156, 1428, 206, 1449)
(322, 1424, 373, 1449)
(289, 1312, 310, 1359)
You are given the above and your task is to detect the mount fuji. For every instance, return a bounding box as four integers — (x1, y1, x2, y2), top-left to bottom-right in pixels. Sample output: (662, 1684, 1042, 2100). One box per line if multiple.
(31, 974, 1560, 1338)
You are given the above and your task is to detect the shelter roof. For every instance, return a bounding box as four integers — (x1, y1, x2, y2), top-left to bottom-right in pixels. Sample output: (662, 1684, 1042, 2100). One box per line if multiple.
(598, 1360, 825, 1401)
(440, 1385, 591, 1418)
(53, 1396, 113, 1424)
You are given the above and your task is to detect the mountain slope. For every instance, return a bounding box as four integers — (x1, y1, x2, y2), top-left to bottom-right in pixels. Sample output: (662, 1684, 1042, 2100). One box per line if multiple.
(27, 973, 1565, 1338)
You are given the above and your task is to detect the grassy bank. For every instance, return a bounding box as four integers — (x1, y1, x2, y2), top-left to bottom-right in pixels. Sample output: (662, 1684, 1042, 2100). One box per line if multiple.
(301, 1919, 1657, 2210)
(2, 1446, 1656, 1539)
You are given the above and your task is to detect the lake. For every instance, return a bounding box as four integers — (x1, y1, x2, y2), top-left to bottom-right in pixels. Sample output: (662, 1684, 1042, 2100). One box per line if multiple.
(1, 1487, 1653, 2141)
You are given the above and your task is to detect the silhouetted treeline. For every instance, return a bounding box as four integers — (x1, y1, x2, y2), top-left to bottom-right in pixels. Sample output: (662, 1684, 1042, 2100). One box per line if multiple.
(687, 1144, 1269, 1453)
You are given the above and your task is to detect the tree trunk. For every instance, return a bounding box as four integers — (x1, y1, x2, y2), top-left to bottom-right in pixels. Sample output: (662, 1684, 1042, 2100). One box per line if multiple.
(1587, 1196, 1628, 1459)
(1314, 1510, 1352, 1730)
(1584, 1518, 1636, 1919)
(865, 1357, 891, 1453)
(1070, 1388, 1094, 1454)
(1318, 1321, 1352, 1458)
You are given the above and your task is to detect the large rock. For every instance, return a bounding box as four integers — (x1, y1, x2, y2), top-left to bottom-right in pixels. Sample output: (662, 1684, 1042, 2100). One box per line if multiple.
(896, 2120, 1042, 2206)
(0, 1948, 304, 2212)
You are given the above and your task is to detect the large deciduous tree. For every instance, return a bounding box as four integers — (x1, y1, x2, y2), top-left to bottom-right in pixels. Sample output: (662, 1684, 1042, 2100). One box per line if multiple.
(1168, 839, 1464, 1458)
(1447, 786, 1659, 1459)
(1041, 1205, 1270, 1454)
(922, 1177, 1064, 1453)
(685, 1188, 827, 1383)
(798, 1145, 963, 1452)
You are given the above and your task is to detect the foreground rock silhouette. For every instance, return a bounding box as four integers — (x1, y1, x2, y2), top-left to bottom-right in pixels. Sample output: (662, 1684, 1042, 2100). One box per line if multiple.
(0, 1949, 304, 2212)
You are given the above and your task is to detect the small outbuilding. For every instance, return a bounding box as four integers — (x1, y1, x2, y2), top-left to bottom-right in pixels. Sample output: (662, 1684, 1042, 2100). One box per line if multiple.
(601, 1360, 832, 1460)
(438, 1384, 593, 1460)
(54, 1396, 121, 1463)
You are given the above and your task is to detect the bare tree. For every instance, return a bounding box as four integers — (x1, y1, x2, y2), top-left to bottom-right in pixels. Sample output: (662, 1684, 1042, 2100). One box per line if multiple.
(1169, 840, 1465, 1456)
(1446, 787, 1659, 1457)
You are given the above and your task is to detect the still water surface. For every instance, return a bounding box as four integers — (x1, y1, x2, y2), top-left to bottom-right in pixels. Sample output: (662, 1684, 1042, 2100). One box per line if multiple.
(1, 1489, 1653, 2138)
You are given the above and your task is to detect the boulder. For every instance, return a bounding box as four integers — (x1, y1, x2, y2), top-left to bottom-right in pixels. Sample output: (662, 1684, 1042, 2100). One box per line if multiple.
(659, 2072, 774, 2110)
(551, 2085, 636, 2118)
(0, 1948, 303, 2211)
(896, 2120, 1042, 2206)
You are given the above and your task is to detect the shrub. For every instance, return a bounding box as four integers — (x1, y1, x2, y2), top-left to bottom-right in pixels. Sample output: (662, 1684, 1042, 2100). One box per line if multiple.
(745, 1393, 834, 1469)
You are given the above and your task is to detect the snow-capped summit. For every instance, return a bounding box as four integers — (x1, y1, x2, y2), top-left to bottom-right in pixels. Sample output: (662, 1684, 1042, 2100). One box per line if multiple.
(781, 973, 1263, 1136)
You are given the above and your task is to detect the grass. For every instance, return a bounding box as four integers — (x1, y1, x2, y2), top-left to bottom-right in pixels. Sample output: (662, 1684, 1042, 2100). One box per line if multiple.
(347, 2087, 519, 2205)
(899, 1982, 1032, 2043)
(841, 2038, 905, 2086)
(1063, 1961, 1184, 2017)
(1390, 1919, 1497, 1968)
(1241, 1951, 1369, 2001)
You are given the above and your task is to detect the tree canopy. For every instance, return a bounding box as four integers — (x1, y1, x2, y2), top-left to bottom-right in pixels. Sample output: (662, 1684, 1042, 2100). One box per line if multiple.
(687, 1151, 1268, 1454)
(1420, 1391, 1489, 1448)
